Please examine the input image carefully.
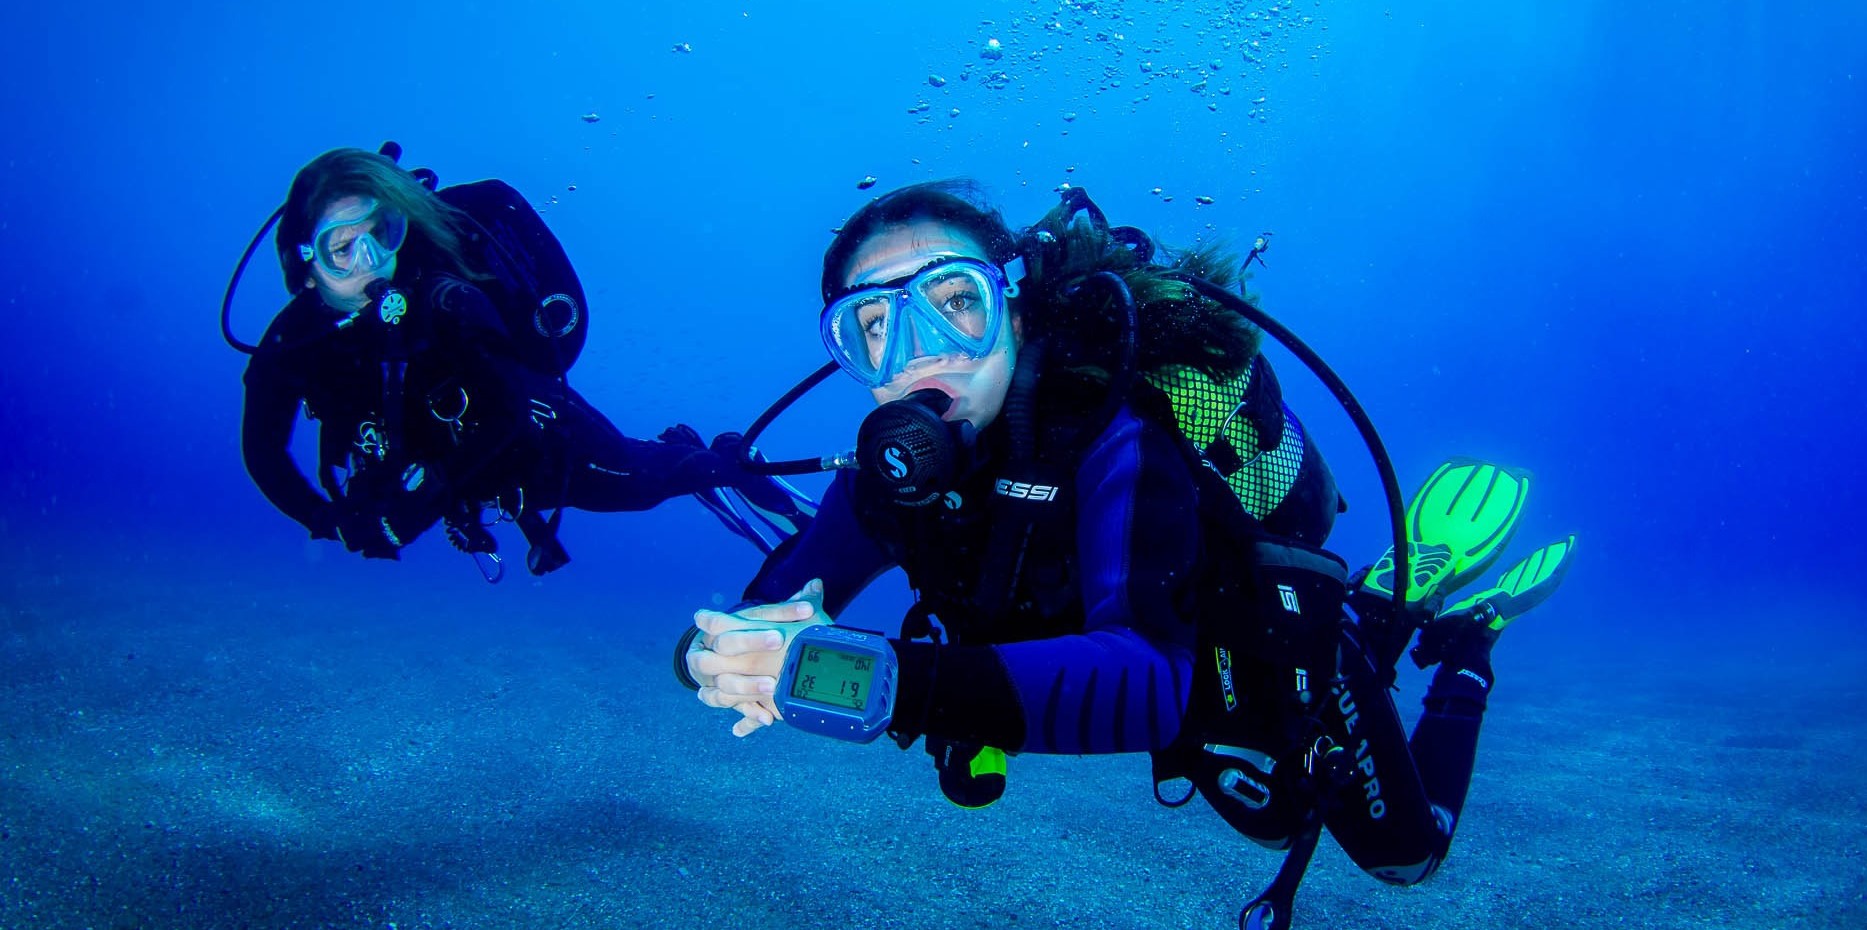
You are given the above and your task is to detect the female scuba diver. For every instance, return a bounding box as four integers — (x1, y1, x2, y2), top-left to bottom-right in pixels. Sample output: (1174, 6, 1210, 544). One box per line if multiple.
(238, 147, 804, 577)
(668, 181, 1576, 930)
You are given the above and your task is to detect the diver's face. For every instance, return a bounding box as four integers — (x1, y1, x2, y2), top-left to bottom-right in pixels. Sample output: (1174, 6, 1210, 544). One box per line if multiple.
(840, 221, 1019, 430)
(305, 195, 398, 315)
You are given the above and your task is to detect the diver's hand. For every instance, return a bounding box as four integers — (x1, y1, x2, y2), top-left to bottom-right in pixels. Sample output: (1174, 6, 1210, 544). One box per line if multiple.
(658, 423, 707, 448)
(334, 509, 400, 560)
(689, 580, 829, 737)
(307, 504, 343, 543)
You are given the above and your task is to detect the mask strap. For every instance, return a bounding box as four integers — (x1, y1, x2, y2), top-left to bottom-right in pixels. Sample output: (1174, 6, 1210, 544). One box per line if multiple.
(1001, 256, 1026, 298)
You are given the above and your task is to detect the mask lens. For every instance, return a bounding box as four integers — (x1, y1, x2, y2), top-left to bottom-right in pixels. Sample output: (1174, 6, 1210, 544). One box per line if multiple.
(371, 208, 408, 253)
(911, 264, 996, 343)
(824, 290, 897, 384)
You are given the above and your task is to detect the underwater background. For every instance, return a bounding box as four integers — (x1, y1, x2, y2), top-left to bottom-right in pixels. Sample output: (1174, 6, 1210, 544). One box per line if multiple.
(2, 1, 1863, 927)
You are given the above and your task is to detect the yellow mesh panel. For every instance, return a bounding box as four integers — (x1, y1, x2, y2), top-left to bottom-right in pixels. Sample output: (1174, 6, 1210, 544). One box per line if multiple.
(1144, 363, 1304, 519)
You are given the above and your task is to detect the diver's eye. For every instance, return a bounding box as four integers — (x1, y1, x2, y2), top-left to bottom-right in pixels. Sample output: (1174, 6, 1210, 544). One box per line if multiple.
(322, 229, 362, 265)
(920, 271, 987, 323)
(941, 293, 977, 315)
(855, 306, 890, 366)
(854, 298, 890, 341)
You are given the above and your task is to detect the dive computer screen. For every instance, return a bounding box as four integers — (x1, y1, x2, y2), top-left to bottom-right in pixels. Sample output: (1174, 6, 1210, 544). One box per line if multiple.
(790, 644, 876, 711)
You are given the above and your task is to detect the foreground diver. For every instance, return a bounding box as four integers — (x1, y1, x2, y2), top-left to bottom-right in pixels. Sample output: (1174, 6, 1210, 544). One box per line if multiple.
(228, 145, 806, 577)
(671, 182, 1575, 929)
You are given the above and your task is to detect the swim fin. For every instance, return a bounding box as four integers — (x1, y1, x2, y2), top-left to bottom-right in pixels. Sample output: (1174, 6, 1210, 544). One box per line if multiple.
(749, 473, 818, 532)
(693, 488, 781, 555)
(692, 474, 818, 556)
(666, 423, 820, 555)
(1442, 534, 1578, 632)
(1361, 457, 1531, 612)
(518, 508, 571, 576)
(1408, 534, 1577, 669)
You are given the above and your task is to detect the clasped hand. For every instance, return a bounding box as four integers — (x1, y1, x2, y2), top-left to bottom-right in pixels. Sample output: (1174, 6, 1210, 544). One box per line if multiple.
(687, 579, 830, 737)
(322, 462, 452, 558)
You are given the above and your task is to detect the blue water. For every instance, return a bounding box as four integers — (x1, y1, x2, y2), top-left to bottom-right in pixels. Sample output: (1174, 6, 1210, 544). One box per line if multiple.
(3, 2, 1864, 927)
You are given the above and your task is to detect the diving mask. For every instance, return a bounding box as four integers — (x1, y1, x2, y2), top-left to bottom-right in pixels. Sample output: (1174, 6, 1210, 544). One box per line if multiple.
(299, 197, 408, 279)
(822, 256, 1025, 388)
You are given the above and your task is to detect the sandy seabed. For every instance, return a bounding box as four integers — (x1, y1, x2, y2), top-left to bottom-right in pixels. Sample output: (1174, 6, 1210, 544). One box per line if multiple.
(2, 561, 1862, 930)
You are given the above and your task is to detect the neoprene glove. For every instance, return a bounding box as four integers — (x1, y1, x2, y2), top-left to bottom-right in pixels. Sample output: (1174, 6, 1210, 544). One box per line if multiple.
(307, 505, 343, 543)
(334, 508, 401, 560)
(658, 423, 707, 448)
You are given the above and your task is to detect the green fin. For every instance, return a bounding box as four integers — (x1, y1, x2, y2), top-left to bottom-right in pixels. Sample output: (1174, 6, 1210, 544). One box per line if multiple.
(1445, 534, 1578, 631)
(1363, 457, 1531, 607)
(1362, 542, 1448, 606)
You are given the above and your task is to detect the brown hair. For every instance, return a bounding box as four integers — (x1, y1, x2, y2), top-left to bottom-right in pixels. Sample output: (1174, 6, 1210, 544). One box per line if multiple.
(822, 180, 1261, 382)
(1019, 195, 1261, 382)
(820, 180, 1019, 304)
(274, 147, 485, 293)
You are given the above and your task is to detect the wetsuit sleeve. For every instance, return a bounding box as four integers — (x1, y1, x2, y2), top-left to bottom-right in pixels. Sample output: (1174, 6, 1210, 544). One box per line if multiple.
(433, 278, 512, 352)
(672, 471, 894, 691)
(430, 277, 563, 403)
(241, 352, 336, 537)
(743, 471, 894, 617)
(890, 409, 1200, 754)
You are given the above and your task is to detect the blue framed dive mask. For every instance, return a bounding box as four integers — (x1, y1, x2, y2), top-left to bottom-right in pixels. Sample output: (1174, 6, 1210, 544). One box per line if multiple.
(821, 256, 1026, 388)
(299, 197, 409, 279)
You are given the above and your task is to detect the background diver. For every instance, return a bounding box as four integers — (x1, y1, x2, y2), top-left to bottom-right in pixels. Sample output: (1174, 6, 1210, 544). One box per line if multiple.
(669, 181, 1576, 929)
(228, 145, 809, 578)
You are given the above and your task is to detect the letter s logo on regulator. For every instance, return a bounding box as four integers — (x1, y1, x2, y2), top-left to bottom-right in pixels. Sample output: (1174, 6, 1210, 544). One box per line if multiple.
(995, 479, 1060, 502)
(882, 444, 910, 481)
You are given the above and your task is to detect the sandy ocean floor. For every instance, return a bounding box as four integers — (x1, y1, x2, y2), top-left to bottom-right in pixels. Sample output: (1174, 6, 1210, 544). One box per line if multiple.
(3, 556, 1863, 930)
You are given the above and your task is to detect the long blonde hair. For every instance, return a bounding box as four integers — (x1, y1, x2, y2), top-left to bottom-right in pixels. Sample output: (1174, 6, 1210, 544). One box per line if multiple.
(274, 147, 486, 293)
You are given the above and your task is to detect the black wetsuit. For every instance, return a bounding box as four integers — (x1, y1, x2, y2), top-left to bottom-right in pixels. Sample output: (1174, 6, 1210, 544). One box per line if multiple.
(241, 268, 763, 561)
(682, 372, 1499, 885)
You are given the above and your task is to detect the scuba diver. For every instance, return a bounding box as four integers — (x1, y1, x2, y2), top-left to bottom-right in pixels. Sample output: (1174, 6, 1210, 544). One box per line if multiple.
(668, 181, 1576, 929)
(225, 144, 809, 579)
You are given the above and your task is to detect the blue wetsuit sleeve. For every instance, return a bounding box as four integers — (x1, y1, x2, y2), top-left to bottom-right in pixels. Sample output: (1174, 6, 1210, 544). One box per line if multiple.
(892, 409, 1201, 754)
(673, 471, 894, 692)
(742, 471, 894, 617)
